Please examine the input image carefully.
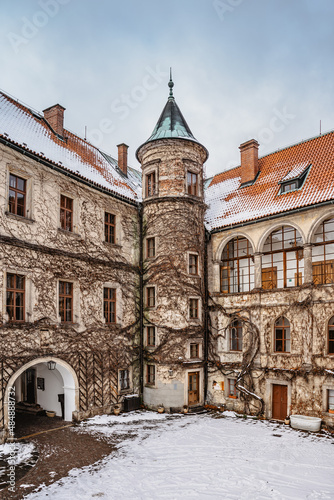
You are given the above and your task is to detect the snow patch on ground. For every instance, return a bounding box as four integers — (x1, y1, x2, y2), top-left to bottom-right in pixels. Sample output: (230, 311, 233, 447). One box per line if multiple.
(0, 442, 35, 465)
(25, 412, 334, 499)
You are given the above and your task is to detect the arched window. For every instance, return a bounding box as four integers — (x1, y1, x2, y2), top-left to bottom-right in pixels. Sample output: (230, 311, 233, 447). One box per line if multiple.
(229, 319, 243, 351)
(328, 317, 334, 354)
(220, 237, 254, 293)
(262, 226, 303, 289)
(274, 317, 290, 353)
(312, 217, 334, 285)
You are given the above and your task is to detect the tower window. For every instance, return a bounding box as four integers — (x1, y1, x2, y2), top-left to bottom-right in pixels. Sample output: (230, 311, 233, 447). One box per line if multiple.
(187, 171, 198, 196)
(146, 172, 156, 197)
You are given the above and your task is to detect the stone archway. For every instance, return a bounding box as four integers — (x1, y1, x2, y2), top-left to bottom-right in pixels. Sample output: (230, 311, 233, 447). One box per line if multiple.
(4, 357, 79, 431)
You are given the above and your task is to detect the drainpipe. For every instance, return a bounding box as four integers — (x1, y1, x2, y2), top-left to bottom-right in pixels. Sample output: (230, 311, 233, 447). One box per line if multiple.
(203, 228, 210, 402)
(139, 204, 144, 399)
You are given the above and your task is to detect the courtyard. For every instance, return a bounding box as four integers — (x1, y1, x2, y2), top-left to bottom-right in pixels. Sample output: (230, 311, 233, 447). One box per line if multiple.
(2, 410, 333, 499)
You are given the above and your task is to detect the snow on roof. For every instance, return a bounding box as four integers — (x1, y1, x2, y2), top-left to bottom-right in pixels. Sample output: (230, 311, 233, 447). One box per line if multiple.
(205, 131, 334, 231)
(0, 92, 139, 202)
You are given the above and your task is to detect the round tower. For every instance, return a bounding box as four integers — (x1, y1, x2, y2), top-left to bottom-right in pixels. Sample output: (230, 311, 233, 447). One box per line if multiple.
(136, 75, 208, 411)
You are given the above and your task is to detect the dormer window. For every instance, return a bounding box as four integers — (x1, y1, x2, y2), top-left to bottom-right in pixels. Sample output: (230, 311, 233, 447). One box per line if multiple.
(279, 163, 310, 195)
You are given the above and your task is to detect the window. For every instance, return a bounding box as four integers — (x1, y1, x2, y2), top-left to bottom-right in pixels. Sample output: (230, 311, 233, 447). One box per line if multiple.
(147, 238, 155, 258)
(220, 237, 254, 293)
(262, 226, 304, 289)
(190, 343, 199, 358)
(6, 273, 25, 322)
(328, 389, 334, 412)
(189, 298, 199, 319)
(229, 319, 243, 351)
(189, 254, 198, 275)
(147, 326, 156, 347)
(146, 287, 155, 308)
(59, 281, 73, 323)
(147, 364, 155, 385)
(279, 165, 310, 194)
(119, 369, 130, 391)
(312, 218, 334, 285)
(146, 172, 156, 197)
(104, 288, 116, 324)
(274, 317, 290, 353)
(187, 171, 198, 196)
(228, 379, 238, 398)
(328, 317, 334, 354)
(8, 174, 26, 217)
(60, 195, 73, 232)
(105, 213, 116, 244)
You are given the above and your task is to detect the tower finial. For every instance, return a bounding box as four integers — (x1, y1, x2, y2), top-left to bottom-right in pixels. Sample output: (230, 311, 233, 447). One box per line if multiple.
(168, 67, 174, 99)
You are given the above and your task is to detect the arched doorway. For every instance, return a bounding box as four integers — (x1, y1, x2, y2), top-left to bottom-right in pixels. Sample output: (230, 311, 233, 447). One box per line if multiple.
(4, 357, 79, 432)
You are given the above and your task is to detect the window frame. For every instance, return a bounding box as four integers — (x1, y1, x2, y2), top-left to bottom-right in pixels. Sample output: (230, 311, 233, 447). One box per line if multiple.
(8, 173, 26, 217)
(6, 273, 25, 322)
(229, 319, 243, 352)
(312, 218, 334, 285)
(104, 287, 116, 324)
(146, 364, 156, 385)
(145, 171, 157, 197)
(146, 287, 156, 308)
(187, 171, 198, 196)
(189, 298, 199, 320)
(146, 326, 156, 347)
(105, 212, 116, 244)
(328, 317, 334, 355)
(59, 281, 73, 323)
(262, 227, 304, 290)
(119, 369, 130, 391)
(189, 253, 199, 275)
(60, 194, 73, 232)
(227, 378, 238, 398)
(190, 343, 199, 359)
(274, 316, 291, 353)
(220, 237, 254, 293)
(146, 237, 156, 258)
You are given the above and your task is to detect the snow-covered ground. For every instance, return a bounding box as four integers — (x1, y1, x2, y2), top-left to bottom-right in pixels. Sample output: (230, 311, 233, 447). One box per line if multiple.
(25, 411, 334, 499)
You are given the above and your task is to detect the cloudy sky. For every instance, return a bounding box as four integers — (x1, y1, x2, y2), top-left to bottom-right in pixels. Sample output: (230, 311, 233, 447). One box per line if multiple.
(1, 0, 333, 177)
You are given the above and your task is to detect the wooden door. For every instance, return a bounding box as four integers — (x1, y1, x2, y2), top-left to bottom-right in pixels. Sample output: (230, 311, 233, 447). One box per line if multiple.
(272, 384, 287, 420)
(188, 372, 199, 405)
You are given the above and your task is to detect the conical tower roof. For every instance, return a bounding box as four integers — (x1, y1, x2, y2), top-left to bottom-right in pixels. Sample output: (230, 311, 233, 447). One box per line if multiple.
(136, 74, 208, 160)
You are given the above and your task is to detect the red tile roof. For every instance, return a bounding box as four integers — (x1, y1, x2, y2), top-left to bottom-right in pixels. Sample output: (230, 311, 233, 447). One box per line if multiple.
(205, 131, 334, 231)
(0, 92, 139, 202)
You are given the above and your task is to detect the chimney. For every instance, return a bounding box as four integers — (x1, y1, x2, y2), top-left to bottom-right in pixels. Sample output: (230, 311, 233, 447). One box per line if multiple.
(117, 143, 128, 176)
(43, 104, 66, 137)
(239, 139, 259, 185)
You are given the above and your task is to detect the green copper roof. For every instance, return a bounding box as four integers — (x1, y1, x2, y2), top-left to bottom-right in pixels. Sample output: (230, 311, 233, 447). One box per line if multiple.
(136, 74, 208, 160)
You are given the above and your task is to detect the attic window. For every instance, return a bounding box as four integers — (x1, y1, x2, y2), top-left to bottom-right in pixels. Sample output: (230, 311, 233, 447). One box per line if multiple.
(279, 164, 311, 195)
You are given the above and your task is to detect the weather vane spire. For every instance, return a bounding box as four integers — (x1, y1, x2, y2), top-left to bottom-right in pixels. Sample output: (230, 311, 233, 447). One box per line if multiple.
(168, 67, 174, 99)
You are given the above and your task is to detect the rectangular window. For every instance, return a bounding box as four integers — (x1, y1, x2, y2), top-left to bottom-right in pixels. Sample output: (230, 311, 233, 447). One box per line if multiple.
(119, 369, 129, 391)
(6, 273, 25, 322)
(147, 364, 155, 385)
(60, 195, 73, 232)
(147, 238, 155, 258)
(9, 173, 26, 217)
(328, 389, 334, 412)
(189, 298, 199, 319)
(104, 287, 116, 324)
(189, 254, 198, 275)
(147, 326, 156, 347)
(146, 172, 156, 197)
(190, 343, 199, 358)
(187, 172, 198, 196)
(59, 281, 73, 323)
(146, 287, 155, 308)
(228, 379, 237, 398)
(105, 213, 116, 244)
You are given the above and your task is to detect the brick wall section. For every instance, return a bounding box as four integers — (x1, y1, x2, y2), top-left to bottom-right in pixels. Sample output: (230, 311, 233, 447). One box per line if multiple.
(43, 104, 66, 137)
(239, 139, 259, 184)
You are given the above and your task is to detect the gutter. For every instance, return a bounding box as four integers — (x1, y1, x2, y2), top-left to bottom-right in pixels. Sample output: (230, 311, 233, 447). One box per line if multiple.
(0, 137, 139, 207)
(203, 229, 210, 402)
(139, 204, 144, 399)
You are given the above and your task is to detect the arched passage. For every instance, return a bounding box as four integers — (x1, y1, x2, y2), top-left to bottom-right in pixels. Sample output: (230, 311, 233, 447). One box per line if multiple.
(4, 357, 79, 431)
